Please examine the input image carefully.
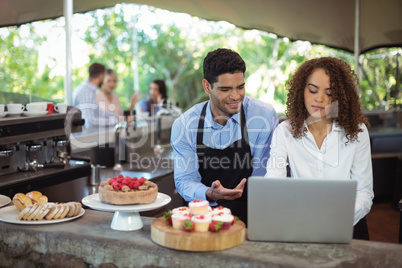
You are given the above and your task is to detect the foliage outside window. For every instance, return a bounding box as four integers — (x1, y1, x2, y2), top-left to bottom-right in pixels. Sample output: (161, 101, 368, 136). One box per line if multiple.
(0, 4, 400, 113)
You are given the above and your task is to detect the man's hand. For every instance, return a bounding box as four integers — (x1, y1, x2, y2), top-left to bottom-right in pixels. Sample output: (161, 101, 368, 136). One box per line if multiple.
(206, 178, 247, 201)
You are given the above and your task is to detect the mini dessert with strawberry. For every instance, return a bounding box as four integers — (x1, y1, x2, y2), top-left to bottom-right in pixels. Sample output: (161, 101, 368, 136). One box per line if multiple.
(212, 212, 235, 230)
(164, 203, 236, 233)
(188, 199, 209, 215)
(99, 174, 158, 205)
(191, 214, 212, 232)
(212, 206, 231, 216)
(172, 206, 189, 215)
(171, 213, 191, 230)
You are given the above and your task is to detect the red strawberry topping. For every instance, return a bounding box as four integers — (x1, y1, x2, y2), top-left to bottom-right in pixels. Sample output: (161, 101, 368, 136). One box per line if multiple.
(113, 182, 122, 190)
(164, 211, 172, 225)
(183, 219, 195, 232)
(132, 180, 141, 189)
(232, 216, 239, 225)
(122, 178, 131, 185)
(209, 221, 223, 232)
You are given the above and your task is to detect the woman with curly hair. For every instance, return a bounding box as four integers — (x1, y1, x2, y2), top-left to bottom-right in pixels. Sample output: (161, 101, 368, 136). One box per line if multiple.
(265, 57, 374, 240)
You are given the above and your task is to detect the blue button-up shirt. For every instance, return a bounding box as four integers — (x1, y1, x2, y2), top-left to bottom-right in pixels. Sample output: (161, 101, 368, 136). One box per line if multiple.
(171, 96, 278, 203)
(72, 81, 119, 128)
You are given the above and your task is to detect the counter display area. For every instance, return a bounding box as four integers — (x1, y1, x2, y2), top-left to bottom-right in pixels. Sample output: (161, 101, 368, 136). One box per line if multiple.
(1, 207, 401, 267)
(1, 114, 401, 266)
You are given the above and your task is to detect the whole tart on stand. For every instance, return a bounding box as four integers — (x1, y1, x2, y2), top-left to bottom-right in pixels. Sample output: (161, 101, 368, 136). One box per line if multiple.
(83, 175, 170, 231)
(98, 179, 158, 205)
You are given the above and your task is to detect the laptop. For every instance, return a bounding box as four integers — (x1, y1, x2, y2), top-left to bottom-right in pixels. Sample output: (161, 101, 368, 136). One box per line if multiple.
(247, 176, 357, 243)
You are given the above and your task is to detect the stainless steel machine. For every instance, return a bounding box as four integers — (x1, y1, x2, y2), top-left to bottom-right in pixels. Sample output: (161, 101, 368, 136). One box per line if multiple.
(0, 108, 90, 197)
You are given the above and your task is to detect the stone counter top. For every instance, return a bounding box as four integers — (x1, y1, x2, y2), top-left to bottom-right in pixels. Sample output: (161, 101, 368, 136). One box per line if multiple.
(1, 208, 401, 267)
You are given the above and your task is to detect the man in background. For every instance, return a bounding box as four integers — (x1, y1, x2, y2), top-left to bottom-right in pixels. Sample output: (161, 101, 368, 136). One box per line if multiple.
(73, 62, 120, 128)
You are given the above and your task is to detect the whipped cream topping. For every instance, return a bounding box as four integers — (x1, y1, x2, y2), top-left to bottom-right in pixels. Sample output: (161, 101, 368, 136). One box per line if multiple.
(212, 206, 231, 215)
(191, 214, 212, 223)
(213, 213, 234, 223)
(172, 213, 191, 221)
(188, 199, 209, 208)
(172, 206, 189, 214)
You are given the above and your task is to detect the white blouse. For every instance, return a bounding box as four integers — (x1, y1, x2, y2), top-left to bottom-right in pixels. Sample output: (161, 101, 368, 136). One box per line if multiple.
(95, 91, 123, 116)
(265, 120, 374, 225)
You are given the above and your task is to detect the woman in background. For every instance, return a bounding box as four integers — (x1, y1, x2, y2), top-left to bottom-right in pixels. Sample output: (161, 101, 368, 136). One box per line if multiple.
(97, 69, 138, 115)
(265, 57, 374, 240)
(138, 79, 168, 116)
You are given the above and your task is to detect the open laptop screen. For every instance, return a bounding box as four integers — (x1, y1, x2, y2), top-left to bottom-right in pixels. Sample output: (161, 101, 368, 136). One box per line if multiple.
(247, 176, 356, 243)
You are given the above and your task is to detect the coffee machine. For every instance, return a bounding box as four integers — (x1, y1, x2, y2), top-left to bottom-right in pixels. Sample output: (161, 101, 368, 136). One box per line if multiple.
(0, 108, 90, 197)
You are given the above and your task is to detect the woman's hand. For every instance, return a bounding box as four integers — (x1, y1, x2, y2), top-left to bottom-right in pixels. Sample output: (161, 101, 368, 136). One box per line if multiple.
(130, 92, 140, 107)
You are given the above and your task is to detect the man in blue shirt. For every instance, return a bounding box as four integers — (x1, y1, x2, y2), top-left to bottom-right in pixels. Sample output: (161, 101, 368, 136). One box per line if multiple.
(72, 63, 120, 128)
(171, 48, 278, 224)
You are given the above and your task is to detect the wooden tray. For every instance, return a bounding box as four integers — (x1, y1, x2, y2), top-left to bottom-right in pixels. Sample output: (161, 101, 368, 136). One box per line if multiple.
(151, 216, 246, 251)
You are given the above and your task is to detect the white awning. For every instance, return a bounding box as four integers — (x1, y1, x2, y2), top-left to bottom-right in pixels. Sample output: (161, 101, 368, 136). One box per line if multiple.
(1, 0, 401, 54)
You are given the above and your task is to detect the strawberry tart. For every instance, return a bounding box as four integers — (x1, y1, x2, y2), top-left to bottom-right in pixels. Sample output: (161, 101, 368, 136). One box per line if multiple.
(99, 175, 158, 205)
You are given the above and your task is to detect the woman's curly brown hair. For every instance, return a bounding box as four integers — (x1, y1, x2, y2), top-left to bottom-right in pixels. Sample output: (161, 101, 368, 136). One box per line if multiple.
(286, 57, 369, 144)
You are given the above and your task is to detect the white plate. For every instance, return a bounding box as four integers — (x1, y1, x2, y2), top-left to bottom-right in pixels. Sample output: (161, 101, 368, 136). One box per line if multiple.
(7, 112, 22, 116)
(0, 112, 8, 118)
(0, 206, 85, 225)
(0, 195, 11, 207)
(82, 192, 171, 213)
(23, 111, 48, 117)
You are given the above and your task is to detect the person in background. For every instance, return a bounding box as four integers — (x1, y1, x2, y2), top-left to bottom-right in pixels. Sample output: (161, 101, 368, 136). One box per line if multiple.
(171, 48, 278, 225)
(96, 69, 139, 116)
(138, 79, 168, 116)
(73, 63, 120, 128)
(265, 57, 374, 240)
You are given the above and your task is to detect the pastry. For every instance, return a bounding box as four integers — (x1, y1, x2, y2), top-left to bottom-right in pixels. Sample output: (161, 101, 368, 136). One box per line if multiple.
(212, 206, 231, 216)
(26, 191, 48, 205)
(18, 202, 82, 221)
(191, 214, 212, 232)
(188, 199, 209, 215)
(212, 213, 234, 230)
(171, 213, 191, 230)
(172, 206, 189, 215)
(12, 193, 33, 211)
(13, 191, 48, 211)
(98, 175, 158, 205)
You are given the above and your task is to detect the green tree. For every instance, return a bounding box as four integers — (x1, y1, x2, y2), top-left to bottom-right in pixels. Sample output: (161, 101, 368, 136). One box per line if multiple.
(0, 24, 63, 103)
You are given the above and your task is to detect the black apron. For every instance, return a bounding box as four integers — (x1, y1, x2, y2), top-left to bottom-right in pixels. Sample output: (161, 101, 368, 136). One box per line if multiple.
(197, 102, 253, 225)
(353, 216, 370, 240)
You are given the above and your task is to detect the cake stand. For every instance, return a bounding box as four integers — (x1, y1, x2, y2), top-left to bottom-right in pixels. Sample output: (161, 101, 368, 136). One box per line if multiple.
(82, 193, 171, 231)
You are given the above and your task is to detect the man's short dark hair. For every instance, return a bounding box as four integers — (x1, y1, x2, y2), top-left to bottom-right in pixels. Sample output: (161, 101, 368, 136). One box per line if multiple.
(89, 63, 106, 79)
(203, 48, 246, 86)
